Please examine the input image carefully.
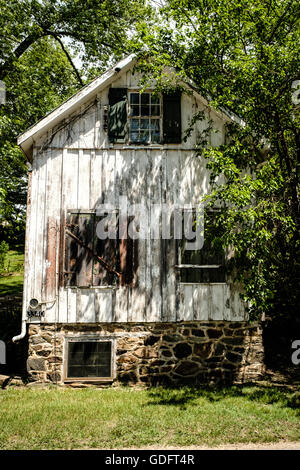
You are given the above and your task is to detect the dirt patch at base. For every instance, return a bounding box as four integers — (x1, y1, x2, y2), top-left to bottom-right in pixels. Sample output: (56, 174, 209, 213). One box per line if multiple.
(123, 441, 300, 450)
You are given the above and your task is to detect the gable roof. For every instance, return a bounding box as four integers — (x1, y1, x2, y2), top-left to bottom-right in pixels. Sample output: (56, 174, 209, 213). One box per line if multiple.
(18, 53, 244, 160)
(17, 54, 136, 159)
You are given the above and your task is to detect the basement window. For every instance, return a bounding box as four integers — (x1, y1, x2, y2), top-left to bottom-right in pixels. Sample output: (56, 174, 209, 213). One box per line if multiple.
(177, 209, 226, 283)
(65, 338, 114, 382)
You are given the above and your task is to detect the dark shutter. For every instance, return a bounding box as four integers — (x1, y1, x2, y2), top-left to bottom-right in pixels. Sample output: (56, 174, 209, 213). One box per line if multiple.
(163, 91, 182, 144)
(65, 213, 94, 287)
(64, 211, 139, 288)
(108, 88, 128, 143)
(119, 215, 138, 286)
(93, 213, 119, 286)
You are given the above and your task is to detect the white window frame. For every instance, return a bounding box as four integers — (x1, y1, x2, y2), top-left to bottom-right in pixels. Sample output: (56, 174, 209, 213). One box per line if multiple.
(128, 90, 162, 145)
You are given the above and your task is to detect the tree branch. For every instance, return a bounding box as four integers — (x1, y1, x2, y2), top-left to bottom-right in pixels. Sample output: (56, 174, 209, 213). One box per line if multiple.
(54, 31, 116, 50)
(0, 31, 48, 81)
(267, 1, 293, 43)
(46, 31, 84, 87)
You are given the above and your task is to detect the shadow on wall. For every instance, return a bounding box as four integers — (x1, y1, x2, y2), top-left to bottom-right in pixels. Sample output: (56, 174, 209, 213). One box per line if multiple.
(262, 317, 300, 383)
(116, 322, 266, 388)
(0, 295, 28, 379)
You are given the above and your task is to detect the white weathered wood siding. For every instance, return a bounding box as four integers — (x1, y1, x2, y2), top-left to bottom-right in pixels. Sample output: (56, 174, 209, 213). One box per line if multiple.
(24, 69, 245, 324)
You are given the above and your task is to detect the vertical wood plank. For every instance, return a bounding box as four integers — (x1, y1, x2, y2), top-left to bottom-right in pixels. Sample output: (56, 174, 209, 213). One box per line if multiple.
(80, 103, 96, 148)
(135, 150, 148, 322)
(229, 287, 246, 320)
(67, 288, 77, 323)
(193, 285, 209, 321)
(78, 150, 90, 209)
(43, 149, 63, 322)
(33, 150, 47, 303)
(96, 290, 113, 322)
(209, 284, 225, 320)
(114, 149, 130, 322)
(183, 285, 194, 321)
(77, 289, 95, 322)
(90, 150, 103, 208)
(146, 150, 162, 322)
(164, 150, 177, 322)
(26, 153, 39, 310)
(58, 148, 79, 322)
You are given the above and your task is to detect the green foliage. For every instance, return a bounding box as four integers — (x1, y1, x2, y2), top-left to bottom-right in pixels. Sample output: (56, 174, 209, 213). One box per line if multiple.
(0, 241, 9, 273)
(0, 247, 24, 294)
(0, 0, 153, 81)
(0, 37, 79, 244)
(0, 0, 152, 245)
(135, 0, 300, 320)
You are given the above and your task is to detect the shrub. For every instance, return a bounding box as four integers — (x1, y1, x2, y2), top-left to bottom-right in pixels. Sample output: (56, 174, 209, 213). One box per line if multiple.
(0, 241, 9, 273)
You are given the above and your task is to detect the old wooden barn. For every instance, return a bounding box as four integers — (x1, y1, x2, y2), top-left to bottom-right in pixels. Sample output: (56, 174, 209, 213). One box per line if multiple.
(15, 55, 264, 385)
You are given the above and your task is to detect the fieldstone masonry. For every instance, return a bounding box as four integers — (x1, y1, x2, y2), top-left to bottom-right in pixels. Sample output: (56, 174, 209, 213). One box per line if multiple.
(27, 321, 265, 386)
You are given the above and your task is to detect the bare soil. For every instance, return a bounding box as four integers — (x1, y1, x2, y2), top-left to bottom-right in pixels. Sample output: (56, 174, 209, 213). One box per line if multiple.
(125, 441, 300, 450)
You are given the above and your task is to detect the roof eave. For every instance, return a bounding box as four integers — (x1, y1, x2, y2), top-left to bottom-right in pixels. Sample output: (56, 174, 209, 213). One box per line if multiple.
(17, 54, 136, 159)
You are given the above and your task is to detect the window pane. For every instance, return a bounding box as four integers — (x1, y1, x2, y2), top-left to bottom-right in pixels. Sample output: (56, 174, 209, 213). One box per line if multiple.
(130, 93, 139, 104)
(180, 267, 225, 283)
(151, 94, 160, 104)
(141, 93, 150, 104)
(130, 131, 139, 142)
(130, 119, 139, 130)
(140, 119, 149, 130)
(150, 105, 160, 116)
(140, 130, 150, 143)
(151, 131, 160, 143)
(141, 105, 150, 116)
(150, 119, 160, 142)
(130, 105, 139, 117)
(93, 212, 118, 287)
(150, 119, 160, 130)
(67, 341, 112, 378)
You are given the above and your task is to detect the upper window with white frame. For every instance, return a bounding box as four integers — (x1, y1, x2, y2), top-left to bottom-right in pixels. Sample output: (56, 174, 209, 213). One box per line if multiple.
(107, 87, 181, 145)
(129, 92, 161, 144)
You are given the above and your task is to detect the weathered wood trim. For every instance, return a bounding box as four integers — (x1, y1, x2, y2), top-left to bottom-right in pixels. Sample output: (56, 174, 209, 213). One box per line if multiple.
(34, 146, 201, 151)
(22, 168, 32, 320)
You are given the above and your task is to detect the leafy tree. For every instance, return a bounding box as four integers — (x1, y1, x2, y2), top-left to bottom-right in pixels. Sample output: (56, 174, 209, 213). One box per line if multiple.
(0, 37, 79, 244)
(134, 0, 300, 321)
(0, 241, 9, 273)
(0, 0, 152, 244)
(0, 0, 152, 82)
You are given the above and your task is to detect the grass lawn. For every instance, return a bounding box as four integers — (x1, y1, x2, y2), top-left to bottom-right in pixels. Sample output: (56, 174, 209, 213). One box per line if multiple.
(0, 385, 299, 450)
(0, 247, 24, 296)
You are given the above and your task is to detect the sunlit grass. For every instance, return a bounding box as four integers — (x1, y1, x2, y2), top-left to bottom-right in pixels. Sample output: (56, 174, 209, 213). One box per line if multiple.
(0, 247, 24, 296)
(0, 385, 299, 449)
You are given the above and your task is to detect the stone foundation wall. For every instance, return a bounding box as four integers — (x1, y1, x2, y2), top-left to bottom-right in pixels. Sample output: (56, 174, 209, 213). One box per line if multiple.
(27, 322, 265, 386)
